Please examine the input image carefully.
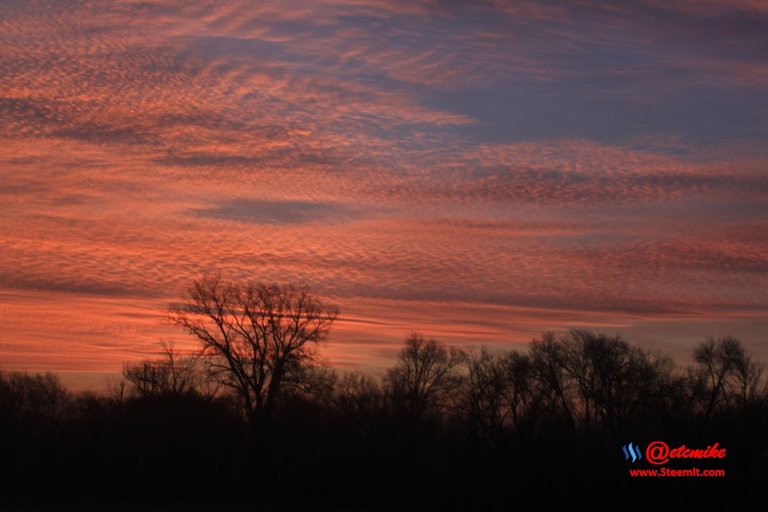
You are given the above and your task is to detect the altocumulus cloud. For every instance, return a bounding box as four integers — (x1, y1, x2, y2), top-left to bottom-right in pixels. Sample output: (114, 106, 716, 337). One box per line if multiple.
(2, 0, 768, 376)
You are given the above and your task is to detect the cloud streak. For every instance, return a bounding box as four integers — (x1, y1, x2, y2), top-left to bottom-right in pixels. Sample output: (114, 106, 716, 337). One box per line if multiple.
(192, 198, 361, 225)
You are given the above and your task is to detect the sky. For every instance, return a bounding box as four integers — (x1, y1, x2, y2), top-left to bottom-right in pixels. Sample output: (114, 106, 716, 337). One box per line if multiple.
(1, 0, 767, 389)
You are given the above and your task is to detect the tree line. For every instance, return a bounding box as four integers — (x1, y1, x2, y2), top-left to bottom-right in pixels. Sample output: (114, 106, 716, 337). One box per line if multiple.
(1, 276, 766, 508)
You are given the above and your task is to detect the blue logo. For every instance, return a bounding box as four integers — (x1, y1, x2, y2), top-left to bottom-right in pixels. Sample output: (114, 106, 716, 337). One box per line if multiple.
(623, 443, 643, 463)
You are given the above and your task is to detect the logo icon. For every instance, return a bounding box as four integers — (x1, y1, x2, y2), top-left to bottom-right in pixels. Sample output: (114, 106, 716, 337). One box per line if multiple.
(623, 442, 643, 463)
(645, 440, 669, 465)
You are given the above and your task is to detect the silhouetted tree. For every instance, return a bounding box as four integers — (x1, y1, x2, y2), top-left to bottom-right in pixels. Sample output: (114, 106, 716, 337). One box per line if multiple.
(455, 348, 543, 448)
(123, 341, 212, 398)
(566, 331, 672, 432)
(502, 351, 543, 435)
(530, 331, 678, 435)
(0, 370, 69, 434)
(2, 328, 768, 507)
(693, 336, 767, 420)
(168, 274, 339, 427)
(455, 348, 511, 451)
(385, 333, 463, 428)
(530, 332, 577, 431)
(332, 371, 388, 437)
(106, 376, 127, 407)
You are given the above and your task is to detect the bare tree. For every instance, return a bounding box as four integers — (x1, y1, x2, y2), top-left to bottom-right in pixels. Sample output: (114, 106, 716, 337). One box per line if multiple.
(502, 351, 542, 434)
(561, 331, 673, 432)
(693, 336, 766, 420)
(168, 274, 339, 427)
(530, 330, 676, 434)
(122, 342, 205, 398)
(385, 333, 463, 426)
(332, 372, 388, 437)
(530, 333, 577, 431)
(454, 348, 544, 458)
(455, 348, 511, 450)
(123, 361, 172, 398)
(106, 376, 127, 406)
(0, 371, 69, 432)
(732, 352, 767, 412)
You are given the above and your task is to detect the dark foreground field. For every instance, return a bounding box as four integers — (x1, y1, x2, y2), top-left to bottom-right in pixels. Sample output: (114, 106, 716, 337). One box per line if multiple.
(1, 332, 766, 510)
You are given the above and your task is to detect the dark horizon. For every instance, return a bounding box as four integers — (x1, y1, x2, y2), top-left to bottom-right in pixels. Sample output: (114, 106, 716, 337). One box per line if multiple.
(3, 276, 767, 507)
(2, 325, 765, 509)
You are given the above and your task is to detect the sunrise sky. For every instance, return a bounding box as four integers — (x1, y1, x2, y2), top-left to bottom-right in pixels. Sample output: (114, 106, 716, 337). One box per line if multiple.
(1, 0, 767, 389)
